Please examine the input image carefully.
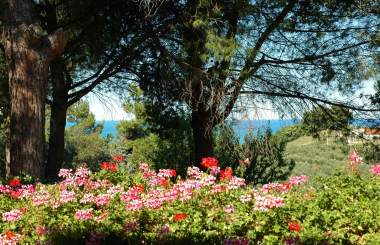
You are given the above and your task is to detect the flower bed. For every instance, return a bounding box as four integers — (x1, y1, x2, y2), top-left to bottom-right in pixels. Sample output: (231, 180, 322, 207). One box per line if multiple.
(1, 157, 380, 244)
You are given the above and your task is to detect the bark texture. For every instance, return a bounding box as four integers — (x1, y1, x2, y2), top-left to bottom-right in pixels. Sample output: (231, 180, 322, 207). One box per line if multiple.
(45, 59, 68, 180)
(6, 34, 48, 178)
(2, 0, 67, 178)
(191, 110, 214, 165)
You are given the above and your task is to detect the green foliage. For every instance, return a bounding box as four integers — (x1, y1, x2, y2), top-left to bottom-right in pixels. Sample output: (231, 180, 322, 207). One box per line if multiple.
(237, 129, 295, 185)
(124, 133, 192, 173)
(281, 174, 380, 244)
(302, 106, 352, 138)
(123, 134, 161, 166)
(204, 31, 238, 62)
(2, 160, 380, 244)
(272, 124, 306, 144)
(116, 84, 193, 174)
(117, 85, 149, 140)
(213, 123, 240, 168)
(64, 101, 109, 169)
(357, 142, 380, 164)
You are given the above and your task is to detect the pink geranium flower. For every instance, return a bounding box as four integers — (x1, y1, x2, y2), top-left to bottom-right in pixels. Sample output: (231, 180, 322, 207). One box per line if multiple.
(74, 209, 93, 221)
(2, 209, 24, 222)
(370, 164, 380, 176)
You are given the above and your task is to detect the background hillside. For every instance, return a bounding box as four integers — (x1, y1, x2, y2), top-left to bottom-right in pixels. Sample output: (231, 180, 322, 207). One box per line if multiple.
(285, 135, 373, 177)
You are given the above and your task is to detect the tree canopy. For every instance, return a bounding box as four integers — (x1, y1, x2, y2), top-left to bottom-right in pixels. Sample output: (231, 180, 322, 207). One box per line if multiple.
(0, 0, 379, 178)
(130, 0, 379, 162)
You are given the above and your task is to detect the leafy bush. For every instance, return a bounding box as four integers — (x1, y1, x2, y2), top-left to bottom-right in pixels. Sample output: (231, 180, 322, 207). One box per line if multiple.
(237, 129, 295, 185)
(116, 84, 194, 174)
(213, 124, 295, 185)
(301, 105, 352, 139)
(64, 101, 110, 170)
(2, 153, 379, 244)
(272, 124, 305, 144)
(213, 123, 240, 168)
(357, 142, 380, 164)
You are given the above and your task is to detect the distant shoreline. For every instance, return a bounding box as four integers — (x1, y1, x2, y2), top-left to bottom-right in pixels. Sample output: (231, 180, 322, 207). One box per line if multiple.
(67, 118, 380, 140)
(96, 119, 300, 139)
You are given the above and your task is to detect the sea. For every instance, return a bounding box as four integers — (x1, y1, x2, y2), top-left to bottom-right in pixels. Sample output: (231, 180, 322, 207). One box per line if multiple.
(69, 118, 380, 141)
(98, 119, 300, 140)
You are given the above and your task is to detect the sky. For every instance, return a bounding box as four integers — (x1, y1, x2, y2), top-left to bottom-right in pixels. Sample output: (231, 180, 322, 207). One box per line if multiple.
(87, 93, 131, 121)
(87, 92, 282, 121)
(88, 79, 377, 121)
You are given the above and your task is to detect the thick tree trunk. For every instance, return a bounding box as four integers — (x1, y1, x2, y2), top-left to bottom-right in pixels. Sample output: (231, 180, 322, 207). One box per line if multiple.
(2, 0, 67, 178)
(191, 110, 214, 165)
(45, 59, 68, 180)
(8, 52, 47, 178)
(46, 104, 67, 180)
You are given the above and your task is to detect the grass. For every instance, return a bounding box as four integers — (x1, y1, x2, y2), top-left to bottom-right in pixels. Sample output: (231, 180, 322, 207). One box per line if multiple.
(284, 135, 370, 177)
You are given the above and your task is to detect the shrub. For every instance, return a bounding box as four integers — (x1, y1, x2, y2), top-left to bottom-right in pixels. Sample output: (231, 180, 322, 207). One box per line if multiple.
(4, 152, 380, 244)
(272, 124, 305, 144)
(357, 142, 380, 164)
(238, 129, 295, 185)
(3, 153, 379, 244)
(0, 157, 306, 244)
(64, 101, 110, 170)
(213, 123, 240, 168)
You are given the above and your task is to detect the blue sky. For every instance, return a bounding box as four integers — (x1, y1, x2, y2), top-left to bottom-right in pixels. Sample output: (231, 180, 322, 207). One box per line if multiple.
(88, 79, 377, 121)
(87, 93, 130, 121)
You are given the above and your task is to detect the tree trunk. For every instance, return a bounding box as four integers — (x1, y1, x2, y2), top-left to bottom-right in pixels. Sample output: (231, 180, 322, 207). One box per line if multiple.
(2, 0, 67, 178)
(45, 59, 68, 180)
(1, 0, 46, 179)
(7, 50, 48, 178)
(46, 104, 67, 180)
(191, 110, 214, 165)
(5, 126, 10, 179)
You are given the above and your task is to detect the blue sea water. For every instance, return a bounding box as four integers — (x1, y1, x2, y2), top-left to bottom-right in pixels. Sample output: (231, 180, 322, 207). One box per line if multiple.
(99, 120, 119, 137)
(97, 119, 299, 139)
(234, 119, 299, 139)
(67, 118, 379, 140)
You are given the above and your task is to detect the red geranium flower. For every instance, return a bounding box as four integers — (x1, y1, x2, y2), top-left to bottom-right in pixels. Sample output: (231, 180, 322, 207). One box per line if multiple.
(135, 184, 145, 193)
(100, 162, 110, 170)
(201, 157, 219, 169)
(101, 162, 117, 172)
(10, 190, 22, 199)
(8, 178, 21, 187)
(109, 163, 117, 172)
(113, 155, 124, 163)
(159, 178, 169, 187)
(288, 221, 302, 232)
(174, 213, 187, 222)
(170, 169, 176, 177)
(4, 231, 16, 239)
(220, 167, 233, 181)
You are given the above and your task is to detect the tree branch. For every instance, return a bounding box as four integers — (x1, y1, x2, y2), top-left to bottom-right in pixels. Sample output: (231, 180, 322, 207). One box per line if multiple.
(240, 90, 380, 112)
(69, 47, 119, 90)
(261, 41, 368, 65)
(44, 28, 68, 63)
(215, 0, 297, 125)
(241, 0, 297, 76)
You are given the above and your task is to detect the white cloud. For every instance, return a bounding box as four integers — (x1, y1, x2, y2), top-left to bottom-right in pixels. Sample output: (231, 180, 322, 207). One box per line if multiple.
(86, 92, 132, 121)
